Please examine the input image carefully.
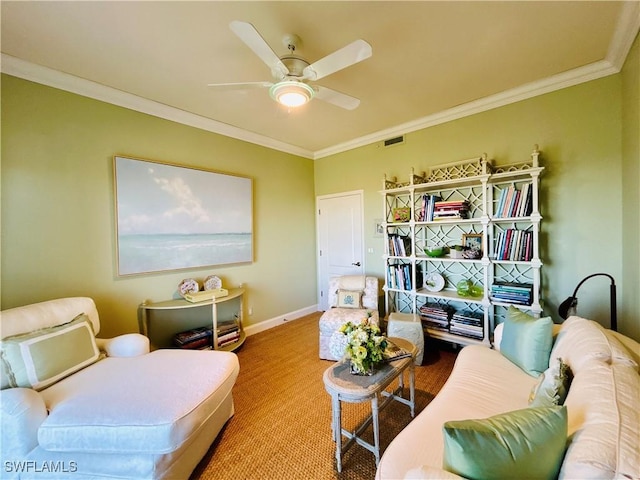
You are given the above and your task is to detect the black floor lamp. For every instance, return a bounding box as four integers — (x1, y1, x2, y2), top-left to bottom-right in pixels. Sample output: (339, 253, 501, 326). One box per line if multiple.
(558, 273, 617, 331)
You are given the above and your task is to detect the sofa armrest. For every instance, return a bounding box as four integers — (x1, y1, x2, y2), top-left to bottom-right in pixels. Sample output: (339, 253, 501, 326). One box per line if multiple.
(404, 466, 465, 479)
(96, 333, 150, 357)
(1, 388, 47, 458)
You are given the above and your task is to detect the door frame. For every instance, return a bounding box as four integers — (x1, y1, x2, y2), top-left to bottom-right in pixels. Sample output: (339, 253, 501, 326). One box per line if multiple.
(316, 190, 365, 310)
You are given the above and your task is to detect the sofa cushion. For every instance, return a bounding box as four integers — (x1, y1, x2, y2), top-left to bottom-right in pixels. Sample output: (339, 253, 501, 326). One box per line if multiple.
(443, 406, 568, 480)
(551, 316, 638, 373)
(500, 306, 553, 377)
(38, 349, 239, 454)
(1, 313, 100, 391)
(529, 357, 572, 407)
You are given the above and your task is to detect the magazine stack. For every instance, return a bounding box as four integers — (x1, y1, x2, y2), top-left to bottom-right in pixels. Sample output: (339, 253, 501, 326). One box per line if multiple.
(217, 320, 240, 348)
(449, 310, 484, 339)
(433, 200, 469, 220)
(418, 303, 453, 332)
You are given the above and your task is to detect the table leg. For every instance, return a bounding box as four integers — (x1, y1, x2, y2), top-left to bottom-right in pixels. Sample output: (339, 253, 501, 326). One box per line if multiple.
(409, 363, 415, 417)
(371, 394, 380, 466)
(332, 394, 343, 472)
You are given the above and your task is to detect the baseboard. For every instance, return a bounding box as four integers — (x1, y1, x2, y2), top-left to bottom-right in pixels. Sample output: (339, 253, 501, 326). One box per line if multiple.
(243, 305, 319, 337)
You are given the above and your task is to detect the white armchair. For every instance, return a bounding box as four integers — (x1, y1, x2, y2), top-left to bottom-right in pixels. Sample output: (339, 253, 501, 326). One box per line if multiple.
(0, 297, 239, 479)
(319, 275, 380, 360)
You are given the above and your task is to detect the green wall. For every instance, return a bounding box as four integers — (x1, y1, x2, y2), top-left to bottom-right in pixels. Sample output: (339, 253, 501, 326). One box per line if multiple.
(316, 70, 639, 341)
(621, 33, 640, 341)
(2, 35, 638, 343)
(1, 75, 317, 338)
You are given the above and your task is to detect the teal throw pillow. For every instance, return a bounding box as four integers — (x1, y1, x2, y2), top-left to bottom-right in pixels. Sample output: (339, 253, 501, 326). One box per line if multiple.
(443, 406, 568, 480)
(500, 306, 553, 376)
(529, 357, 572, 407)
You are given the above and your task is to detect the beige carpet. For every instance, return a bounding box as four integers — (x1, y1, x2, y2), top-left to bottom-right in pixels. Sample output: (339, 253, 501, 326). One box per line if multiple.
(191, 312, 457, 480)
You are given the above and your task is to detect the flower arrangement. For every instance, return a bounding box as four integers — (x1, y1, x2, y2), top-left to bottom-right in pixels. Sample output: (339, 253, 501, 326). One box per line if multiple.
(338, 316, 388, 375)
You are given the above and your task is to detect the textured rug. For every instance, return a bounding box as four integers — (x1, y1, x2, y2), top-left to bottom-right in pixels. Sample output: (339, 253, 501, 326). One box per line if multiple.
(191, 312, 457, 480)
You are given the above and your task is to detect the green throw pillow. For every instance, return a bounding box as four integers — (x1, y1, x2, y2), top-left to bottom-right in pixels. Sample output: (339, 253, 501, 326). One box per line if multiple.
(0, 313, 100, 391)
(529, 357, 572, 407)
(443, 406, 568, 480)
(500, 306, 553, 376)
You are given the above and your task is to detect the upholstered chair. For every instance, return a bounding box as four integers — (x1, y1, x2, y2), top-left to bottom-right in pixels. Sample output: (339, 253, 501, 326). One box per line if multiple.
(319, 275, 380, 360)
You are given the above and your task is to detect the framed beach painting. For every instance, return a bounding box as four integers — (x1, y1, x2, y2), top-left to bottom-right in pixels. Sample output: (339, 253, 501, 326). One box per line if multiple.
(114, 155, 253, 276)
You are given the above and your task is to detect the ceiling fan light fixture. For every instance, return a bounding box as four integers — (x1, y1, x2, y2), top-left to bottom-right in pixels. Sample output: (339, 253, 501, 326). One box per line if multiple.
(269, 80, 314, 108)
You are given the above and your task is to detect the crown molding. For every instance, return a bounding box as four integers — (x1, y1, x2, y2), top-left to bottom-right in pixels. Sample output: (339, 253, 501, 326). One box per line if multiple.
(0, 54, 315, 160)
(606, 1, 640, 70)
(313, 59, 620, 159)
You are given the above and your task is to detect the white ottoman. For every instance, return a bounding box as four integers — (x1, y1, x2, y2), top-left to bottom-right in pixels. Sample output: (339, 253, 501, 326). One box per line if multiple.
(387, 312, 424, 365)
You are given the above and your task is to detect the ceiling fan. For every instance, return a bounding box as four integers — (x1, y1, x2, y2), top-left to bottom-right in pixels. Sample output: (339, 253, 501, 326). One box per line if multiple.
(208, 21, 372, 110)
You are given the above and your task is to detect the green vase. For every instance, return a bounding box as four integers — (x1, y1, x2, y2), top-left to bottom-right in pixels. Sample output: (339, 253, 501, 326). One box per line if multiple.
(456, 279, 472, 296)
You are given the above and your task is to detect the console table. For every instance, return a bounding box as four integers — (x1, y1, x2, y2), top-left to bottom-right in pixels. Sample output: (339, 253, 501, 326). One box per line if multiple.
(138, 288, 245, 351)
(323, 337, 416, 472)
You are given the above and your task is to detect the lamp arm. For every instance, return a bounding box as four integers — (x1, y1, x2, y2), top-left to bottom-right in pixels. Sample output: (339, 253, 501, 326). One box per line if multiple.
(571, 273, 616, 297)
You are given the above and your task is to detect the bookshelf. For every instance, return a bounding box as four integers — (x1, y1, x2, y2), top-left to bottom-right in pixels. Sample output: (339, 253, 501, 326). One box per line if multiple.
(138, 288, 246, 351)
(381, 146, 543, 347)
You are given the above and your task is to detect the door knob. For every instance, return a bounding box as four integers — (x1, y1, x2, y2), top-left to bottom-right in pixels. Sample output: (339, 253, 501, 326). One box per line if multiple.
(352, 262, 361, 266)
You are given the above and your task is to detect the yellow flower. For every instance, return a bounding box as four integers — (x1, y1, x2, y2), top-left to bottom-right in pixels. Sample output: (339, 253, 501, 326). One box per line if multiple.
(355, 346, 368, 360)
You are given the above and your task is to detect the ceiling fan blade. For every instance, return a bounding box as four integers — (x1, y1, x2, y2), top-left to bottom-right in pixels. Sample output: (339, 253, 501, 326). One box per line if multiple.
(229, 21, 289, 79)
(207, 81, 272, 91)
(314, 85, 361, 110)
(303, 39, 372, 81)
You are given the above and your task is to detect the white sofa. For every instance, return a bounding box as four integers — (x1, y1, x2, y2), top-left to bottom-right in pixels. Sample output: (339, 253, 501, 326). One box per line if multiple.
(0, 297, 240, 479)
(376, 315, 640, 479)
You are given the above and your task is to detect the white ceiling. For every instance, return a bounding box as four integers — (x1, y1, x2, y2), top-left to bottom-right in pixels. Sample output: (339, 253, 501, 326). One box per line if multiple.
(2, 1, 639, 159)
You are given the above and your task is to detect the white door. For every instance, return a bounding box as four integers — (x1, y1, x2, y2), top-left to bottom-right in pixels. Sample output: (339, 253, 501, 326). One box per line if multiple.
(317, 191, 365, 311)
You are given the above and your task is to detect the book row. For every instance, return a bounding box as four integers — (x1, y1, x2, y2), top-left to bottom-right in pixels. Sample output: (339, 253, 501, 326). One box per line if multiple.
(388, 263, 419, 291)
(495, 183, 533, 218)
(174, 323, 241, 349)
(388, 234, 412, 256)
(490, 282, 533, 306)
(494, 228, 533, 261)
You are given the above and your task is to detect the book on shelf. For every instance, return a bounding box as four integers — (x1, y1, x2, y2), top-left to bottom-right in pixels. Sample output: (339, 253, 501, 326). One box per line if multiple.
(451, 311, 483, 326)
(449, 327, 484, 339)
(217, 324, 239, 336)
(417, 194, 442, 221)
(422, 321, 450, 332)
(173, 326, 213, 346)
(176, 336, 212, 350)
(217, 331, 240, 347)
